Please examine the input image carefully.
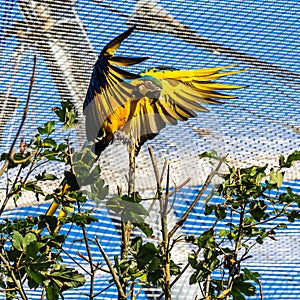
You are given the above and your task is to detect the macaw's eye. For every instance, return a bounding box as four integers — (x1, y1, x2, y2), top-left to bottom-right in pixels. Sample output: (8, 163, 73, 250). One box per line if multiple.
(138, 84, 147, 94)
(144, 80, 153, 88)
(144, 80, 161, 92)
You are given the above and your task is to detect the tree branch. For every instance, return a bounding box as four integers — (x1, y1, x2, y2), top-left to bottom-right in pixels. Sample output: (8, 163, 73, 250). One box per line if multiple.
(168, 155, 227, 240)
(95, 237, 127, 299)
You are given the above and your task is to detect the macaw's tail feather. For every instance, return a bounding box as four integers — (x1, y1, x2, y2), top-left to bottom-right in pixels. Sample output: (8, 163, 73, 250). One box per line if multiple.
(94, 137, 112, 158)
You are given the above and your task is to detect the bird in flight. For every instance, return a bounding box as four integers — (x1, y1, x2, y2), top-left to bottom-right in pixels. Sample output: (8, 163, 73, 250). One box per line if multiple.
(83, 27, 243, 157)
(40, 27, 244, 232)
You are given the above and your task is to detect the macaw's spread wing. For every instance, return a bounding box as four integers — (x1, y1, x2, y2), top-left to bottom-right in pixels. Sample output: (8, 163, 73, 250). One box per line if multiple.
(83, 27, 148, 141)
(120, 66, 244, 154)
(83, 27, 244, 157)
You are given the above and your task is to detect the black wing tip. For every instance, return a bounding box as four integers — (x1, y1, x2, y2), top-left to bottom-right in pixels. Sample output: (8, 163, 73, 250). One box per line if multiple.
(101, 26, 136, 56)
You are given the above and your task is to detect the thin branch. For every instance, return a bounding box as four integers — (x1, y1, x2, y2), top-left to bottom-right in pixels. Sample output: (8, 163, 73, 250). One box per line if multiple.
(8, 55, 36, 161)
(0, 55, 37, 216)
(93, 283, 115, 298)
(0, 252, 28, 300)
(95, 237, 127, 299)
(204, 273, 211, 298)
(77, 251, 110, 274)
(56, 245, 91, 275)
(259, 281, 264, 300)
(170, 248, 200, 288)
(148, 145, 161, 188)
(168, 177, 191, 197)
(243, 203, 291, 228)
(168, 155, 227, 240)
(160, 159, 168, 185)
(158, 218, 219, 300)
(148, 145, 171, 299)
(77, 193, 95, 297)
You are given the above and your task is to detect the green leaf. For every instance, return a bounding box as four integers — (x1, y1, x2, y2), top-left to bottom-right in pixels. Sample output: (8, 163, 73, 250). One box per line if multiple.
(12, 231, 36, 251)
(269, 169, 283, 188)
(26, 268, 45, 286)
(42, 138, 57, 148)
(232, 277, 256, 297)
(24, 232, 37, 247)
(49, 266, 86, 290)
(65, 212, 98, 226)
(23, 182, 44, 195)
(134, 222, 153, 237)
(196, 230, 215, 248)
(204, 205, 215, 216)
(219, 229, 227, 237)
(242, 268, 261, 284)
(188, 253, 199, 269)
(136, 243, 159, 269)
(46, 285, 59, 300)
(131, 236, 143, 253)
(38, 121, 55, 135)
(215, 204, 226, 219)
(199, 150, 219, 160)
(279, 151, 300, 168)
(12, 231, 23, 251)
(53, 100, 78, 129)
(35, 172, 58, 181)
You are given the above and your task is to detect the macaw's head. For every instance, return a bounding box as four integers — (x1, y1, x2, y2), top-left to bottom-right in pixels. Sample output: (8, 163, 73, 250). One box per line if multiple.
(132, 75, 162, 100)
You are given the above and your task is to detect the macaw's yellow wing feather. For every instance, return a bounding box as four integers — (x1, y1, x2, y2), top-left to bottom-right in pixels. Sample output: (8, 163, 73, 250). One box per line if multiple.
(143, 66, 245, 99)
(142, 65, 241, 80)
(113, 66, 245, 154)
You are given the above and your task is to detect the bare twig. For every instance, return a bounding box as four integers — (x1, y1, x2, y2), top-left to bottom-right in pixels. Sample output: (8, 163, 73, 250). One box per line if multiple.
(0, 252, 28, 300)
(161, 166, 171, 300)
(259, 280, 264, 300)
(148, 145, 171, 299)
(204, 273, 211, 298)
(160, 159, 168, 185)
(148, 145, 161, 187)
(0, 55, 37, 216)
(77, 252, 110, 274)
(168, 177, 191, 197)
(168, 155, 227, 240)
(158, 218, 220, 299)
(8, 55, 36, 162)
(119, 134, 137, 298)
(226, 172, 245, 298)
(95, 237, 127, 299)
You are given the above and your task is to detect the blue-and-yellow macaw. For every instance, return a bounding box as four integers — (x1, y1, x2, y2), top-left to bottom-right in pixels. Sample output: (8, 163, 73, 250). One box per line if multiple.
(83, 27, 243, 157)
(41, 27, 243, 231)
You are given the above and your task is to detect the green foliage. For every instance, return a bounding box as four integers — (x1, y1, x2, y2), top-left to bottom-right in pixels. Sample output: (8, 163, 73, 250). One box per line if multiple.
(106, 193, 153, 237)
(188, 230, 220, 285)
(115, 236, 180, 288)
(52, 100, 79, 130)
(0, 101, 88, 299)
(0, 216, 85, 300)
(187, 153, 300, 299)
